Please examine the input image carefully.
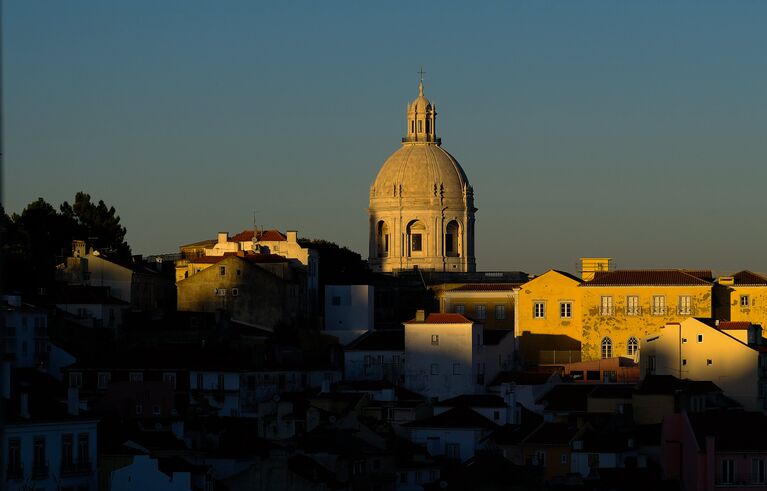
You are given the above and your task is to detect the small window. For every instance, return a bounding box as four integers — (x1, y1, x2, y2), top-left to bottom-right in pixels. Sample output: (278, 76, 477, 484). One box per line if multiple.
(561, 454, 568, 464)
(475, 304, 486, 320)
(652, 295, 666, 315)
(97, 372, 111, 389)
(678, 295, 692, 315)
(600, 296, 614, 316)
(453, 363, 462, 375)
(454, 304, 465, 314)
(431, 334, 439, 346)
(231, 288, 239, 297)
(586, 370, 601, 381)
(533, 302, 545, 319)
(430, 364, 439, 375)
(411, 234, 423, 252)
(219, 266, 226, 276)
(129, 372, 143, 383)
(163, 372, 176, 389)
(697, 334, 703, 343)
(627, 337, 639, 356)
(331, 296, 341, 306)
(135, 403, 143, 415)
(560, 302, 572, 319)
(236, 268, 241, 277)
(682, 359, 687, 366)
(741, 295, 750, 308)
(601, 337, 613, 359)
(152, 405, 161, 416)
(69, 372, 82, 388)
(707, 359, 713, 366)
(570, 370, 584, 380)
(626, 296, 640, 315)
(494, 305, 506, 320)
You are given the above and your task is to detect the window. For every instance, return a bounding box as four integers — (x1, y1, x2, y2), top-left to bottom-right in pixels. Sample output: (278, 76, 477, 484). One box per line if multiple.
(453, 363, 462, 375)
(196, 374, 204, 390)
(626, 295, 640, 315)
(741, 295, 750, 308)
(475, 304, 486, 320)
(627, 337, 639, 356)
(682, 359, 687, 366)
(446, 443, 461, 461)
(601, 337, 613, 359)
(97, 372, 111, 389)
(678, 295, 692, 315)
(33, 436, 46, 477)
(588, 453, 600, 469)
(7, 439, 21, 477)
(722, 459, 734, 484)
(77, 433, 89, 464)
(600, 296, 614, 316)
(215, 288, 227, 296)
(62, 434, 74, 467)
(560, 302, 572, 319)
(352, 460, 366, 476)
(129, 372, 143, 383)
(163, 372, 177, 389)
(430, 364, 439, 375)
(411, 234, 423, 252)
(586, 370, 601, 381)
(697, 334, 703, 343)
(535, 450, 546, 466)
(135, 403, 143, 415)
(561, 454, 568, 464)
(494, 305, 506, 320)
(533, 302, 545, 319)
(603, 370, 617, 383)
(652, 295, 666, 315)
(753, 458, 766, 484)
(331, 296, 341, 306)
(219, 266, 226, 276)
(454, 304, 465, 314)
(236, 268, 241, 277)
(707, 359, 713, 366)
(570, 370, 584, 380)
(231, 288, 239, 297)
(431, 334, 439, 346)
(69, 372, 82, 388)
(153, 405, 161, 416)
(418, 120, 423, 132)
(217, 373, 225, 390)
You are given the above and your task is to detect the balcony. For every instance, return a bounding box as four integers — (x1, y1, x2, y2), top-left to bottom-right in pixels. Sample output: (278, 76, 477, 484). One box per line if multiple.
(651, 307, 667, 316)
(625, 307, 642, 316)
(32, 463, 49, 480)
(599, 306, 615, 316)
(61, 461, 92, 476)
(5, 464, 23, 480)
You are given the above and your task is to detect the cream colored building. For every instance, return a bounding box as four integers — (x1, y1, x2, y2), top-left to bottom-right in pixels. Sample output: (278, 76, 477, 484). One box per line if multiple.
(368, 80, 476, 273)
(640, 318, 767, 410)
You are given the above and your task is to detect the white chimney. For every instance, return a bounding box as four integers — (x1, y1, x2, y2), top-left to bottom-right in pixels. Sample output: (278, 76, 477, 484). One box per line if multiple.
(67, 387, 80, 416)
(286, 231, 298, 243)
(217, 232, 228, 244)
(20, 392, 30, 419)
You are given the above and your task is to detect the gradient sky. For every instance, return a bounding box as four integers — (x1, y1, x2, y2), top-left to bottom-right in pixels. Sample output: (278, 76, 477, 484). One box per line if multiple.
(4, 1, 767, 274)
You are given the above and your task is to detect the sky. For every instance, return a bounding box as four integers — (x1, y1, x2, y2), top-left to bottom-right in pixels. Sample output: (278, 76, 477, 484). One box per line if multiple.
(4, 1, 767, 275)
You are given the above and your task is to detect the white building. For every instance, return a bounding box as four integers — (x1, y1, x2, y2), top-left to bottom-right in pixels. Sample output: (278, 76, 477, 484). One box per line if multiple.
(404, 406, 498, 462)
(403, 312, 481, 400)
(344, 329, 405, 382)
(324, 285, 374, 344)
(640, 318, 767, 410)
(1, 296, 49, 369)
(110, 455, 192, 491)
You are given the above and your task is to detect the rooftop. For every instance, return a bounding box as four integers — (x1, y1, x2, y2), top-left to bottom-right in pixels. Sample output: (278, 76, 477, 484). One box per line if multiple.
(345, 328, 404, 351)
(732, 270, 767, 286)
(635, 375, 720, 395)
(437, 394, 507, 408)
(405, 313, 472, 324)
(584, 269, 712, 286)
(404, 406, 499, 430)
(688, 411, 767, 452)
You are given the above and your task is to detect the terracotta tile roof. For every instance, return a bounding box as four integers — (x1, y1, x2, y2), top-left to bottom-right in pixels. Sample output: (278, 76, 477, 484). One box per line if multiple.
(257, 229, 287, 242)
(717, 321, 752, 330)
(231, 230, 255, 242)
(404, 406, 499, 430)
(405, 313, 472, 324)
(188, 252, 288, 265)
(188, 253, 237, 264)
(449, 283, 522, 292)
(732, 270, 767, 285)
(583, 269, 712, 286)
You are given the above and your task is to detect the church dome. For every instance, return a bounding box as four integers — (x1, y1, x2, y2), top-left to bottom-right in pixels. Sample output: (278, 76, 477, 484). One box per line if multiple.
(410, 94, 432, 113)
(371, 143, 469, 199)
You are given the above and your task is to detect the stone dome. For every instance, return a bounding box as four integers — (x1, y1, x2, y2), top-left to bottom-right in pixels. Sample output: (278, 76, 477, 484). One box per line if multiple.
(410, 94, 432, 113)
(370, 143, 470, 199)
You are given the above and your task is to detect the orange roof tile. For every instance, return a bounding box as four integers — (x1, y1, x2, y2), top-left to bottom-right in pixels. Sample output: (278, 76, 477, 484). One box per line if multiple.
(584, 270, 711, 286)
(406, 313, 472, 324)
(732, 270, 767, 286)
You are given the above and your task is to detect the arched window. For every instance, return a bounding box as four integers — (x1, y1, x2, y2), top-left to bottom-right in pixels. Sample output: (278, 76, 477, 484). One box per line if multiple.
(601, 337, 613, 359)
(445, 220, 460, 257)
(627, 337, 639, 356)
(376, 221, 389, 258)
(407, 220, 426, 256)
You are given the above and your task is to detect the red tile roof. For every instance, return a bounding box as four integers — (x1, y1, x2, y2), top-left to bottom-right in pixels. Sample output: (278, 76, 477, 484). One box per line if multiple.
(583, 270, 712, 286)
(231, 230, 255, 242)
(732, 270, 767, 285)
(257, 230, 287, 242)
(405, 313, 472, 324)
(717, 321, 752, 330)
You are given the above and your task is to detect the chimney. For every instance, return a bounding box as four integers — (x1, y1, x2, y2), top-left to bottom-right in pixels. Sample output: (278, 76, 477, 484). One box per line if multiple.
(20, 392, 30, 419)
(415, 309, 426, 322)
(217, 232, 228, 244)
(67, 387, 80, 416)
(286, 231, 298, 243)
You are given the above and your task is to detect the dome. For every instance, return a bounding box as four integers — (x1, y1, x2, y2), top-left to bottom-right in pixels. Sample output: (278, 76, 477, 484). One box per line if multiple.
(410, 94, 432, 113)
(371, 143, 469, 199)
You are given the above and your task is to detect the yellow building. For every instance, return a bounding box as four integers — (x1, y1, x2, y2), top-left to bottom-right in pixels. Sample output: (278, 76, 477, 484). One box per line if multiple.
(579, 270, 713, 361)
(433, 283, 519, 331)
(714, 270, 767, 327)
(516, 270, 583, 366)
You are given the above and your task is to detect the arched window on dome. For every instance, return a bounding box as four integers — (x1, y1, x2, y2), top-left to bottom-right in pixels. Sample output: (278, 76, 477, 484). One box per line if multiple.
(627, 336, 639, 357)
(407, 220, 426, 257)
(445, 220, 461, 257)
(376, 221, 389, 258)
(601, 337, 613, 359)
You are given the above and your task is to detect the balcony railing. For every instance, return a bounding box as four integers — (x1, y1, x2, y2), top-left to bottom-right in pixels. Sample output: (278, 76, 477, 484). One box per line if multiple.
(539, 350, 581, 364)
(625, 306, 642, 316)
(61, 461, 92, 476)
(5, 464, 23, 480)
(651, 307, 667, 316)
(599, 306, 615, 316)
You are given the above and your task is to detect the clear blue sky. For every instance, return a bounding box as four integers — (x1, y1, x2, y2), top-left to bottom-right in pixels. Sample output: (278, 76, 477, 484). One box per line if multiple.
(4, 1, 767, 274)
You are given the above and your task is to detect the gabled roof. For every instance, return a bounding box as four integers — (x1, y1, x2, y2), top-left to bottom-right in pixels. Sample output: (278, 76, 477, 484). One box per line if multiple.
(717, 321, 753, 330)
(523, 422, 579, 446)
(535, 384, 595, 412)
(345, 329, 404, 351)
(437, 394, 507, 408)
(405, 313, 472, 324)
(583, 269, 712, 286)
(525, 269, 583, 285)
(635, 375, 720, 395)
(404, 406, 499, 430)
(231, 230, 255, 242)
(688, 411, 767, 452)
(257, 229, 288, 242)
(732, 270, 767, 285)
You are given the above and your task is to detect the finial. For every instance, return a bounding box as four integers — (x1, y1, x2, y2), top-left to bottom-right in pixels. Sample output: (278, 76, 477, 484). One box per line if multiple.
(418, 66, 426, 96)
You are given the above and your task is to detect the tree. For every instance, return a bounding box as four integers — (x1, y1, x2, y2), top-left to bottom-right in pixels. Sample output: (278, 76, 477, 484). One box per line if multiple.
(60, 192, 131, 259)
